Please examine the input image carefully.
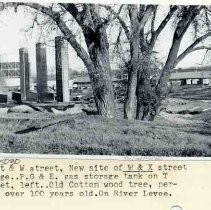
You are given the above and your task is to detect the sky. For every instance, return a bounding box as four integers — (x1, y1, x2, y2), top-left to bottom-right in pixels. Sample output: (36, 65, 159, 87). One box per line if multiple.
(0, 5, 211, 77)
(0, 7, 86, 76)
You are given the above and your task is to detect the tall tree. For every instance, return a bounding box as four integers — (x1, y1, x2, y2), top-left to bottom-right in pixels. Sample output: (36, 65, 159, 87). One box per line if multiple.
(106, 5, 154, 119)
(110, 5, 211, 120)
(124, 5, 154, 120)
(4, 2, 117, 118)
(136, 5, 178, 120)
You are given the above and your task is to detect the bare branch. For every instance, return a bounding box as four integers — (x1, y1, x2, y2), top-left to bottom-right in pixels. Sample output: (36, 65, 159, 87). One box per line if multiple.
(59, 3, 82, 25)
(176, 31, 211, 65)
(24, 12, 39, 32)
(201, 49, 210, 64)
(138, 5, 146, 21)
(13, 2, 95, 71)
(150, 6, 157, 35)
(150, 5, 177, 47)
(118, 15, 131, 40)
(103, 4, 131, 40)
(191, 46, 211, 51)
(99, 5, 124, 28)
(137, 5, 154, 34)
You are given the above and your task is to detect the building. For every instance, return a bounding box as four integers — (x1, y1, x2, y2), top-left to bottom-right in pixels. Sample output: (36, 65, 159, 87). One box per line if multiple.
(72, 76, 126, 90)
(73, 76, 91, 89)
(72, 76, 127, 101)
(170, 66, 211, 85)
(0, 62, 20, 77)
(0, 62, 20, 89)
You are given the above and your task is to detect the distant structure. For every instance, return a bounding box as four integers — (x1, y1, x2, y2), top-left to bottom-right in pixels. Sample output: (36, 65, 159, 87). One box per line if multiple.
(0, 62, 20, 77)
(73, 76, 125, 90)
(73, 76, 91, 89)
(0, 61, 20, 89)
(0, 37, 72, 103)
(170, 66, 211, 85)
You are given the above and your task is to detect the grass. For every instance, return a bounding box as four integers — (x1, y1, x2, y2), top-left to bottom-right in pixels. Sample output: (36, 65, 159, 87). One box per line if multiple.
(0, 111, 211, 156)
(0, 85, 211, 156)
(170, 85, 211, 100)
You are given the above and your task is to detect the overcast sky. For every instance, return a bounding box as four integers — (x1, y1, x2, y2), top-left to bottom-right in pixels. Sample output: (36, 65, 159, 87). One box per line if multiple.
(0, 4, 210, 77)
(0, 6, 86, 76)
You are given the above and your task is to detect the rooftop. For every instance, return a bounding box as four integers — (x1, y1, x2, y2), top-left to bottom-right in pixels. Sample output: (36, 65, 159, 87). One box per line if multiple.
(174, 66, 211, 73)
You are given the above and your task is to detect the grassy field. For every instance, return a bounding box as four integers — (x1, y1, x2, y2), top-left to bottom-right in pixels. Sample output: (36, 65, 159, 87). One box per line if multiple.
(170, 85, 211, 100)
(0, 85, 211, 156)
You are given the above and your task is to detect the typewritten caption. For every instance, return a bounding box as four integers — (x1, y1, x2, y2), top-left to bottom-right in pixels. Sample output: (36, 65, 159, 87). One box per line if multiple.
(0, 158, 191, 199)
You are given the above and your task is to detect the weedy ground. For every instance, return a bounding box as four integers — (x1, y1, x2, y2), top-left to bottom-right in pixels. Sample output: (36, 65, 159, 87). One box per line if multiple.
(0, 85, 211, 156)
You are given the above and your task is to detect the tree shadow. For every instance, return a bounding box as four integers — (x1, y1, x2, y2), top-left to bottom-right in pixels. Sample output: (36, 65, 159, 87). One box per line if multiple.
(14, 118, 75, 134)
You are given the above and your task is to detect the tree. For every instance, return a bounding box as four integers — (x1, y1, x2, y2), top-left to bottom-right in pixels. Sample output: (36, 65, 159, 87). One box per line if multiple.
(135, 5, 178, 120)
(105, 5, 156, 119)
(3, 2, 117, 118)
(109, 5, 211, 120)
(148, 6, 210, 121)
(3, 3, 211, 121)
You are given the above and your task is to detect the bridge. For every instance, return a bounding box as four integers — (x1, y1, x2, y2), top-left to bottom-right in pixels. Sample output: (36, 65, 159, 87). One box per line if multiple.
(170, 66, 211, 85)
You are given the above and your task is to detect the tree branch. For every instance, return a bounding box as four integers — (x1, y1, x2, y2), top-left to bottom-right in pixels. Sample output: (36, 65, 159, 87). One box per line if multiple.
(59, 3, 82, 25)
(138, 5, 146, 21)
(175, 6, 202, 40)
(156, 6, 202, 94)
(137, 5, 154, 34)
(190, 46, 211, 51)
(150, 5, 177, 48)
(118, 15, 131, 40)
(98, 5, 124, 28)
(103, 5, 131, 40)
(150, 6, 157, 35)
(14, 2, 95, 71)
(176, 31, 211, 65)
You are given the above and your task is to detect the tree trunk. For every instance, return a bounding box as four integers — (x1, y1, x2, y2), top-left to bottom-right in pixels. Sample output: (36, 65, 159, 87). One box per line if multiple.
(89, 63, 115, 118)
(136, 65, 159, 121)
(124, 5, 140, 120)
(136, 101, 159, 121)
(135, 6, 200, 121)
(156, 40, 180, 100)
(124, 69, 138, 120)
(85, 26, 116, 118)
(15, 3, 116, 118)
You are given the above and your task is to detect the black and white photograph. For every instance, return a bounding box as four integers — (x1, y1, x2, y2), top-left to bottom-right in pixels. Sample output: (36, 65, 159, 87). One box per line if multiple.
(0, 2, 211, 156)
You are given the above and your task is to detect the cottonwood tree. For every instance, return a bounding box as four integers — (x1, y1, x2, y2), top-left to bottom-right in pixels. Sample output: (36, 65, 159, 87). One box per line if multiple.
(151, 6, 211, 121)
(109, 5, 211, 120)
(134, 5, 179, 120)
(2, 3, 211, 121)
(2, 2, 119, 118)
(107, 5, 155, 119)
